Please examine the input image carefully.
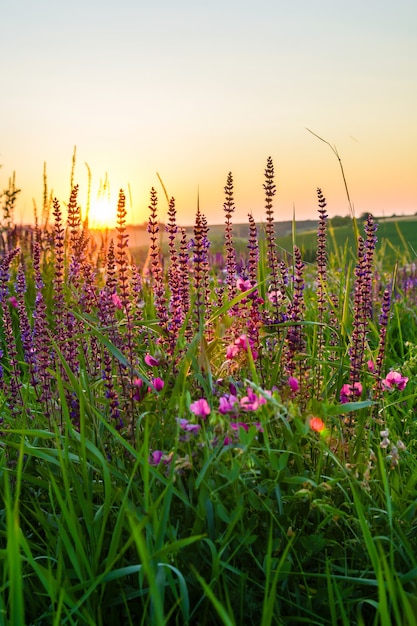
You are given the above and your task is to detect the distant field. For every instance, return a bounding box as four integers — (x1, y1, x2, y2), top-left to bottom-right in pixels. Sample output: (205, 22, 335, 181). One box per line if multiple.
(276, 219, 417, 267)
(93, 217, 417, 269)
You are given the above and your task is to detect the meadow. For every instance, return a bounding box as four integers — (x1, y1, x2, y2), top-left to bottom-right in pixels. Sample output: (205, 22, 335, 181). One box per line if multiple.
(0, 157, 417, 625)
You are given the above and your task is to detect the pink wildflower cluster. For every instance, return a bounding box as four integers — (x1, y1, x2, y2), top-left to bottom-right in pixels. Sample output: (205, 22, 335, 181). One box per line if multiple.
(218, 387, 269, 414)
(382, 371, 408, 391)
(226, 334, 258, 360)
(340, 382, 363, 404)
(240, 387, 268, 411)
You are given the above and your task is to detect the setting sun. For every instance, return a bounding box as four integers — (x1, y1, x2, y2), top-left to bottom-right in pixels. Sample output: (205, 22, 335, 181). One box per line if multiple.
(87, 196, 117, 230)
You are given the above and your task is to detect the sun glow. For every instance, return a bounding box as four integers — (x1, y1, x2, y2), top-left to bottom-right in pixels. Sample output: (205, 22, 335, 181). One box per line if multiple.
(87, 196, 117, 229)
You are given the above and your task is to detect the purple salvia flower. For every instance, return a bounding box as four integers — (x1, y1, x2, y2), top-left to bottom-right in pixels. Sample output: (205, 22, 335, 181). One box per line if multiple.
(147, 188, 168, 330)
(115, 189, 130, 310)
(32, 240, 54, 416)
(263, 157, 281, 322)
(348, 235, 368, 391)
(0, 248, 23, 412)
(247, 213, 259, 286)
(316, 188, 328, 394)
(223, 172, 237, 309)
(190, 206, 206, 331)
(372, 288, 391, 404)
(285, 246, 306, 377)
(52, 197, 65, 340)
(67, 184, 81, 249)
(166, 197, 183, 350)
(364, 214, 378, 319)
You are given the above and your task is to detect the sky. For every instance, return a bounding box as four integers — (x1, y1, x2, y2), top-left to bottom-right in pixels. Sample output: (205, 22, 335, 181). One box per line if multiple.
(1, 0, 416, 227)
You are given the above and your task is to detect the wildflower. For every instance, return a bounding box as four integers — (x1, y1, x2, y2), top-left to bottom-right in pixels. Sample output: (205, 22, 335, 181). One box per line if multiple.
(111, 293, 123, 309)
(382, 371, 408, 391)
(226, 343, 240, 359)
(149, 450, 166, 465)
(8, 296, 18, 308)
(230, 421, 249, 432)
(218, 394, 238, 414)
(310, 416, 326, 432)
(145, 353, 160, 367)
(236, 277, 252, 292)
(234, 334, 249, 350)
(150, 377, 164, 392)
(235, 334, 258, 360)
(176, 418, 201, 434)
(190, 398, 211, 418)
(132, 376, 146, 401)
(226, 334, 258, 360)
(367, 360, 375, 373)
(340, 382, 363, 404)
(240, 388, 266, 412)
(267, 289, 282, 305)
(288, 376, 299, 392)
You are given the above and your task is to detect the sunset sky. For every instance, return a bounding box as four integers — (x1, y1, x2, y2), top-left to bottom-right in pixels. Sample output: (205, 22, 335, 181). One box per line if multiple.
(1, 0, 416, 227)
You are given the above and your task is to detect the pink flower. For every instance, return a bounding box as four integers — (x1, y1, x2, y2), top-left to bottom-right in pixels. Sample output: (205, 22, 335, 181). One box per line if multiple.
(236, 277, 252, 292)
(190, 398, 211, 418)
(226, 343, 240, 359)
(340, 382, 363, 404)
(367, 360, 375, 373)
(234, 334, 249, 350)
(132, 377, 146, 401)
(288, 376, 299, 392)
(218, 394, 238, 414)
(268, 290, 282, 305)
(111, 293, 123, 309)
(382, 371, 408, 391)
(226, 334, 258, 361)
(240, 395, 259, 412)
(145, 353, 159, 367)
(240, 388, 266, 412)
(150, 377, 164, 392)
(8, 296, 18, 308)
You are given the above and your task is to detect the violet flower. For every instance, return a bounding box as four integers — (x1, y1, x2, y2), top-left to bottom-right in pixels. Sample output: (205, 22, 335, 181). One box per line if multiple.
(177, 418, 201, 434)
